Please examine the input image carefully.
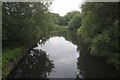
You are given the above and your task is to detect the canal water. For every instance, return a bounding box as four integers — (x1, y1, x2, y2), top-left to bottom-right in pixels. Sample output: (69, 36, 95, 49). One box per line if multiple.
(7, 31, 119, 79)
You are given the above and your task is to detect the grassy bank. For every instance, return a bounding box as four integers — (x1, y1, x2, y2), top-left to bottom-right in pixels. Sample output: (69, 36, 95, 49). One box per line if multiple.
(3, 48, 23, 67)
(2, 46, 24, 78)
(2, 37, 40, 78)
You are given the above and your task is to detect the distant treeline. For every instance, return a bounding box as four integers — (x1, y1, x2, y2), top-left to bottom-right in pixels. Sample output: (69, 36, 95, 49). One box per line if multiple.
(48, 11, 81, 31)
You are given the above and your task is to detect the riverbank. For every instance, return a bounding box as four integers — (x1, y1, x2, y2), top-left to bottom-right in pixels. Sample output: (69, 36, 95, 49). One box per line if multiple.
(2, 30, 66, 78)
(2, 31, 120, 78)
(63, 31, 119, 78)
(6, 31, 119, 78)
(77, 33, 120, 71)
(2, 47, 24, 78)
(2, 38, 39, 78)
(77, 33, 120, 72)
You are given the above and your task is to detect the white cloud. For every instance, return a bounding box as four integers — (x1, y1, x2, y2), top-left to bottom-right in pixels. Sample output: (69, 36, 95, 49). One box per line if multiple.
(49, 0, 83, 16)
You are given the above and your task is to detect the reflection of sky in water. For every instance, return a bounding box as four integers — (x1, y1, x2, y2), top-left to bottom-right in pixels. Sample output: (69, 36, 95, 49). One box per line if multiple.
(34, 36, 79, 78)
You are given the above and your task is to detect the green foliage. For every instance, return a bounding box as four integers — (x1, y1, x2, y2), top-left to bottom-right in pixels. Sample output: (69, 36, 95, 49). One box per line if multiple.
(78, 2, 120, 68)
(2, 2, 53, 77)
(2, 48, 22, 68)
(107, 53, 120, 66)
(48, 12, 68, 31)
(68, 14, 81, 30)
(48, 11, 81, 31)
(91, 31, 110, 56)
(0, 55, 1, 69)
(2, 2, 52, 44)
(49, 13, 66, 26)
(64, 11, 80, 25)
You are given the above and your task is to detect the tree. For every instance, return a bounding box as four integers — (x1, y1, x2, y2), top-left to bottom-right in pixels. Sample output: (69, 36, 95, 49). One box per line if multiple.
(2, 2, 52, 44)
(64, 11, 80, 26)
(78, 2, 120, 68)
(68, 14, 81, 30)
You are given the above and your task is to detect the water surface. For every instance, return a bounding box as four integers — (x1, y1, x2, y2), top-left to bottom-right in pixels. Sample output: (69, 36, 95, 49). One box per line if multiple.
(34, 36, 79, 78)
(7, 31, 119, 79)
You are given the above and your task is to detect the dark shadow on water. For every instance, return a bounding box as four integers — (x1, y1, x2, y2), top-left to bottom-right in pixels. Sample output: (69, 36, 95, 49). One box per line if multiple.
(6, 49, 54, 78)
(62, 31, 119, 79)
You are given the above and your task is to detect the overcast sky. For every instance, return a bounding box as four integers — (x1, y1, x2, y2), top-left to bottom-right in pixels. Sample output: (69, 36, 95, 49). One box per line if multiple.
(49, 0, 83, 16)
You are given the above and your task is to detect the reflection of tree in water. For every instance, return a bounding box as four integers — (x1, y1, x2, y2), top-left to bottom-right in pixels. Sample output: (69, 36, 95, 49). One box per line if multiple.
(61, 31, 118, 78)
(7, 49, 54, 78)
